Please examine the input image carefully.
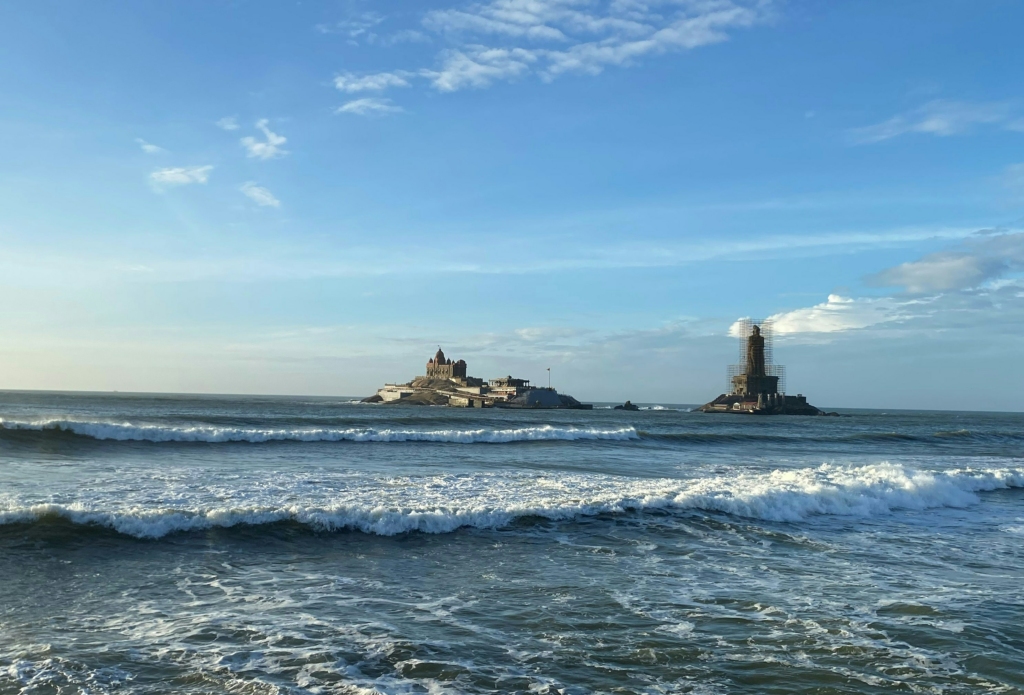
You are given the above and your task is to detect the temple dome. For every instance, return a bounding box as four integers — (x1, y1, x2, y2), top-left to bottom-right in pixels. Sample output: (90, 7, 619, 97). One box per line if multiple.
(433, 348, 446, 365)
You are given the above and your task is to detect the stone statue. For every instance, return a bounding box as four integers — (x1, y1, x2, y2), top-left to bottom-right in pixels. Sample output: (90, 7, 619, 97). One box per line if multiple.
(746, 325, 766, 377)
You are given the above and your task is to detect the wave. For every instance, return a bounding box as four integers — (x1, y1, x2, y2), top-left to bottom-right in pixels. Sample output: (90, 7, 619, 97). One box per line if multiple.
(0, 419, 639, 444)
(8, 418, 1016, 447)
(3, 464, 1021, 539)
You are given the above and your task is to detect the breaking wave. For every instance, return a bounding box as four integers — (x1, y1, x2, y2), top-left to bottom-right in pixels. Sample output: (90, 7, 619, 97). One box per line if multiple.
(7, 418, 1018, 447)
(0, 418, 639, 444)
(2, 463, 1021, 539)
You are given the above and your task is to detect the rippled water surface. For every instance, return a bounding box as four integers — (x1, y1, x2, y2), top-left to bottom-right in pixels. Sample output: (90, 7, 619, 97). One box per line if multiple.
(1, 391, 1023, 694)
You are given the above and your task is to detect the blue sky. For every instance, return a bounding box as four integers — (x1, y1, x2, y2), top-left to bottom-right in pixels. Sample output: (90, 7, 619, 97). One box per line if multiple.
(1, 0, 1023, 408)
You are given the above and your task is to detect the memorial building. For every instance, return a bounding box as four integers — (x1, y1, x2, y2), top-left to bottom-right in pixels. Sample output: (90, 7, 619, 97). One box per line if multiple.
(425, 348, 467, 380)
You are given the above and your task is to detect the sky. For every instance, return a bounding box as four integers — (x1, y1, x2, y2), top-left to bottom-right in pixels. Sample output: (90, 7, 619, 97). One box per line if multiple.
(1, 0, 1023, 409)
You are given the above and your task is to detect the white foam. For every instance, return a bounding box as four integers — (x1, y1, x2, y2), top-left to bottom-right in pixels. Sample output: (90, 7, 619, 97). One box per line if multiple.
(2, 463, 1021, 539)
(0, 418, 639, 444)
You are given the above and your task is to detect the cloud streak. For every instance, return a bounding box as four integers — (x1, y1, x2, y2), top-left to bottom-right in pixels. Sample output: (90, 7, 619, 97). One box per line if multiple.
(240, 182, 281, 208)
(336, 98, 404, 116)
(330, 0, 768, 102)
(421, 0, 765, 88)
(849, 99, 1022, 144)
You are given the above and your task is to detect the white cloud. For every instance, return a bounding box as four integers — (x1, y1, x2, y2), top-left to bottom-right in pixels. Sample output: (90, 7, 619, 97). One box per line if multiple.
(424, 46, 538, 91)
(241, 119, 288, 160)
(543, 2, 761, 78)
(334, 71, 410, 93)
(757, 231, 1024, 339)
(135, 138, 166, 154)
(754, 295, 910, 335)
(849, 100, 1018, 144)
(336, 98, 404, 116)
(240, 182, 281, 208)
(391, 0, 766, 92)
(216, 116, 239, 131)
(148, 165, 213, 189)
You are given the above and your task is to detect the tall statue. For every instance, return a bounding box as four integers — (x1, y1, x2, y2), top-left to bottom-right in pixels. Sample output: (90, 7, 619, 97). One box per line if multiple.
(746, 325, 766, 377)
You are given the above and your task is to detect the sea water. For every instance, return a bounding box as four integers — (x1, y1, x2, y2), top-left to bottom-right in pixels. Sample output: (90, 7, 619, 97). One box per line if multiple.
(1, 391, 1022, 694)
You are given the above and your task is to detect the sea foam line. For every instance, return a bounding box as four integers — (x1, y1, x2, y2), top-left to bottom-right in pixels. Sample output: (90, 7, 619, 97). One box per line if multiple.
(0, 419, 639, 444)
(2, 463, 1022, 539)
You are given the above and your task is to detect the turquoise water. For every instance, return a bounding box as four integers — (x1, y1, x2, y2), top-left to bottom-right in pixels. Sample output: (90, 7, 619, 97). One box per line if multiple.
(1, 391, 1023, 694)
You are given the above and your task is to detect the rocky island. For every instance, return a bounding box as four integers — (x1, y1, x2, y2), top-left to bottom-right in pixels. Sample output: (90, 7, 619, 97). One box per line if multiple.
(363, 348, 592, 409)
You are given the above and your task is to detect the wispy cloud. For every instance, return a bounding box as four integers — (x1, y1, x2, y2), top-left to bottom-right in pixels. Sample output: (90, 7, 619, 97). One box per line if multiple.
(849, 99, 1020, 144)
(423, 46, 538, 91)
(241, 119, 288, 160)
(419, 0, 766, 89)
(334, 71, 410, 93)
(336, 98, 404, 116)
(135, 138, 166, 154)
(216, 116, 239, 131)
(328, 0, 768, 101)
(240, 182, 281, 208)
(148, 165, 213, 190)
(316, 11, 386, 43)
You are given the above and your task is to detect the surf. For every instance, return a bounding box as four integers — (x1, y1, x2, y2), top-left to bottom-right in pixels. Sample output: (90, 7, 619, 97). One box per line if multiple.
(3, 463, 1021, 539)
(0, 418, 640, 444)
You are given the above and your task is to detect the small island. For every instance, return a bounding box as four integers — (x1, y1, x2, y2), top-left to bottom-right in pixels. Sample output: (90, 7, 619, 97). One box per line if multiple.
(699, 321, 829, 415)
(363, 348, 593, 409)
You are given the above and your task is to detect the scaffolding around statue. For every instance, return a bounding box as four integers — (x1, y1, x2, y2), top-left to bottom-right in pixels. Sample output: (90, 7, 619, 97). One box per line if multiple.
(698, 316, 823, 415)
(725, 318, 786, 397)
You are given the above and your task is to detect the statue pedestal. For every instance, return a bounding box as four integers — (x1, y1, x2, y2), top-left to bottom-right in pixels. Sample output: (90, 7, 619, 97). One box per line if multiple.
(730, 374, 779, 396)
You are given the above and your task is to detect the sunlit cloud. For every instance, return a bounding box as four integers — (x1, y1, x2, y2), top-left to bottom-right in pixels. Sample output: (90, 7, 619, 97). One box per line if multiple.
(758, 295, 910, 335)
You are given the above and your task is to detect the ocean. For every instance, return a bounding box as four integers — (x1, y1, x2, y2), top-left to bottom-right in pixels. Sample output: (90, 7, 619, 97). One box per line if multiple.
(1, 391, 1022, 694)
